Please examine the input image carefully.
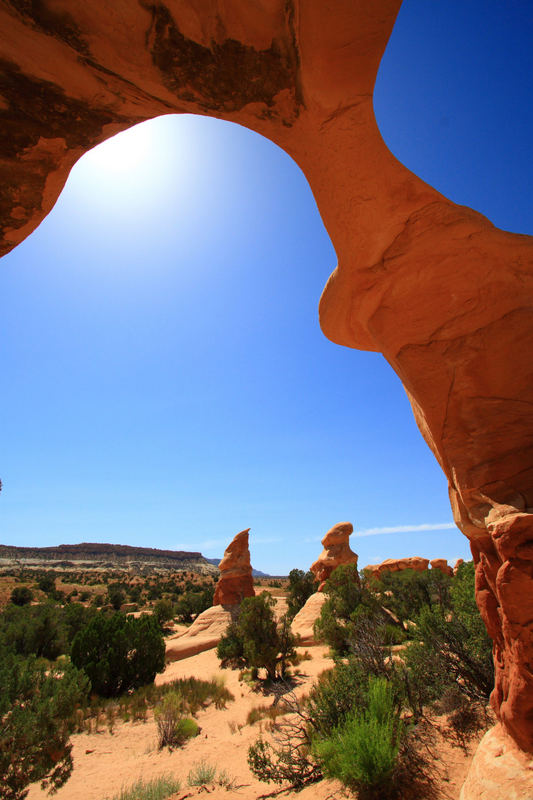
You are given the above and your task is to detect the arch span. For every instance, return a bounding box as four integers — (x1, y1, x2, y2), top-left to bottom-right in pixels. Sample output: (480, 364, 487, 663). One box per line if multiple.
(1, 0, 532, 751)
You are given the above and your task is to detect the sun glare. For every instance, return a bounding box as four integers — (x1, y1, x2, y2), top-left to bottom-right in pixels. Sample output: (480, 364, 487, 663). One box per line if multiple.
(81, 120, 154, 174)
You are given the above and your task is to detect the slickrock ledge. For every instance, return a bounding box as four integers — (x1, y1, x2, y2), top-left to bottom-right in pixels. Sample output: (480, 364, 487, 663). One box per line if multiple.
(165, 605, 238, 662)
(460, 725, 533, 800)
(1, 0, 532, 754)
(291, 592, 326, 646)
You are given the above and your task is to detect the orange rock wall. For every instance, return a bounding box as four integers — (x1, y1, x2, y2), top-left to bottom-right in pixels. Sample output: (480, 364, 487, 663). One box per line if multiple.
(1, 0, 532, 751)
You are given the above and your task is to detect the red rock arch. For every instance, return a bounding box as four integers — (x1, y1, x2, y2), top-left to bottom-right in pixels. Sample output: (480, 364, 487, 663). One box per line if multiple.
(1, 0, 532, 752)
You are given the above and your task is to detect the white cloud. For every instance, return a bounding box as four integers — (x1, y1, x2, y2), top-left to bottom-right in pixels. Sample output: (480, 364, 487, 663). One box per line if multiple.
(355, 522, 456, 537)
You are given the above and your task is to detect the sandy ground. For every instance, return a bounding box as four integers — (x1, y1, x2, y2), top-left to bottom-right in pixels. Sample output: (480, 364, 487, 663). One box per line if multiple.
(27, 645, 483, 800)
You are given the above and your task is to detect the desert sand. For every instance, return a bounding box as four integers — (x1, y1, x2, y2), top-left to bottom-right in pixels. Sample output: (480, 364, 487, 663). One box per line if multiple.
(26, 641, 482, 800)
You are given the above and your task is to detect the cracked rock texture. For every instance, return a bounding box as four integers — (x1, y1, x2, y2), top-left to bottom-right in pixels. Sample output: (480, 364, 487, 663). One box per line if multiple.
(1, 0, 532, 754)
(212, 528, 255, 606)
(310, 521, 359, 590)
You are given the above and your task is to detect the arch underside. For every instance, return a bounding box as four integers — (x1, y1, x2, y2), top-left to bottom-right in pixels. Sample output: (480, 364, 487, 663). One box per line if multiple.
(0, 0, 532, 751)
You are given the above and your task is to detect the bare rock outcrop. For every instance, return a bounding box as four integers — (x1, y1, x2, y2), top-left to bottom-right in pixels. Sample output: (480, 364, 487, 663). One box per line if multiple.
(460, 725, 533, 800)
(310, 522, 358, 591)
(165, 605, 238, 662)
(454, 558, 465, 575)
(291, 592, 326, 646)
(213, 528, 255, 606)
(1, 0, 532, 754)
(430, 558, 453, 577)
(364, 556, 430, 580)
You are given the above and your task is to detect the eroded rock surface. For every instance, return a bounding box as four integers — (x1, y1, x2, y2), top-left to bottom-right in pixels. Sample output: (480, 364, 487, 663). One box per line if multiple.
(460, 724, 533, 800)
(213, 528, 255, 606)
(165, 605, 237, 662)
(310, 522, 359, 590)
(430, 558, 453, 577)
(1, 0, 532, 752)
(364, 556, 430, 579)
(291, 592, 326, 646)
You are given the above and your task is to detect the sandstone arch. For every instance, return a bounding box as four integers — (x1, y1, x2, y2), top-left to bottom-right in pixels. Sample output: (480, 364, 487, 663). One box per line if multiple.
(1, 1, 532, 752)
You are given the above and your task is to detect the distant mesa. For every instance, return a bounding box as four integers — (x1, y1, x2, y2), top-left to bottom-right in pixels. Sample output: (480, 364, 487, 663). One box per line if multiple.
(166, 528, 255, 662)
(0, 542, 218, 575)
(310, 521, 359, 591)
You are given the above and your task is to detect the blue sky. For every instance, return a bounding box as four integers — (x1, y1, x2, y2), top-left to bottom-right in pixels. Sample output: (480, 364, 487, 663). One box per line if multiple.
(1, 1, 531, 574)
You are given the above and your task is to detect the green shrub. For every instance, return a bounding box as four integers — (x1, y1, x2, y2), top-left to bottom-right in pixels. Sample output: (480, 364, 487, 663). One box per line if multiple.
(286, 569, 317, 619)
(71, 612, 165, 697)
(313, 677, 400, 795)
(187, 760, 217, 786)
(401, 562, 493, 709)
(154, 692, 199, 748)
(37, 574, 56, 595)
(10, 586, 33, 606)
(367, 568, 452, 626)
(216, 621, 246, 667)
(153, 599, 175, 629)
(306, 657, 370, 737)
(313, 563, 382, 655)
(0, 602, 66, 660)
(109, 774, 181, 800)
(217, 594, 296, 681)
(0, 650, 90, 800)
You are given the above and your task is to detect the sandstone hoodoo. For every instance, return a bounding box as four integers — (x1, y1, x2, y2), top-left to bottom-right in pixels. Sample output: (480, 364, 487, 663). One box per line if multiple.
(213, 528, 255, 606)
(310, 521, 359, 591)
(292, 521, 359, 645)
(166, 528, 255, 661)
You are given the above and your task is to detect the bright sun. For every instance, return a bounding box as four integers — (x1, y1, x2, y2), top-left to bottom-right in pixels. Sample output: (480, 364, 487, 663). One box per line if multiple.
(80, 119, 155, 175)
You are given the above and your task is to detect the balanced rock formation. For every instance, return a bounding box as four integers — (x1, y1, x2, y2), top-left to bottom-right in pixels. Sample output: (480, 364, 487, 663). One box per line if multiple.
(310, 522, 358, 591)
(1, 0, 533, 754)
(364, 556, 430, 580)
(213, 528, 255, 606)
(291, 592, 327, 646)
(430, 558, 453, 577)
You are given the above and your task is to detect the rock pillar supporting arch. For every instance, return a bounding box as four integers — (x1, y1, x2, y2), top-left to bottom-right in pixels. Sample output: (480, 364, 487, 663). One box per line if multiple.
(1, 0, 532, 751)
